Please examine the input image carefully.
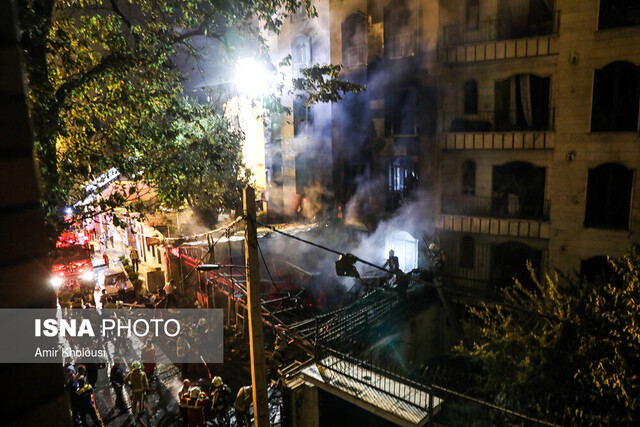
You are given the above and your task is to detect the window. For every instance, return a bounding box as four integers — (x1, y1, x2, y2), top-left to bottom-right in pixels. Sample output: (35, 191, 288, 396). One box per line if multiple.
(591, 61, 640, 132)
(466, 0, 479, 30)
(464, 79, 478, 114)
(384, 0, 414, 59)
(295, 154, 315, 194)
(342, 14, 366, 69)
(495, 74, 550, 131)
(291, 35, 311, 78)
(388, 156, 418, 208)
(584, 163, 633, 230)
(460, 235, 475, 269)
(385, 87, 417, 136)
(498, 0, 554, 39)
(462, 160, 476, 195)
(580, 256, 620, 286)
(290, 6, 307, 22)
(491, 162, 546, 220)
(293, 97, 313, 137)
(270, 152, 283, 187)
(491, 241, 542, 291)
(598, 0, 640, 29)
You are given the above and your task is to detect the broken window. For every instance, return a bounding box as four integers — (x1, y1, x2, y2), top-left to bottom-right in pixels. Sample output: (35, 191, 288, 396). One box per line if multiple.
(491, 161, 546, 220)
(462, 160, 476, 195)
(384, 0, 414, 59)
(460, 235, 475, 269)
(388, 156, 418, 209)
(584, 163, 633, 230)
(293, 97, 313, 137)
(591, 61, 640, 132)
(342, 14, 366, 69)
(291, 35, 311, 79)
(598, 0, 640, 29)
(495, 74, 550, 131)
(385, 87, 417, 136)
(466, 0, 480, 30)
(464, 79, 478, 114)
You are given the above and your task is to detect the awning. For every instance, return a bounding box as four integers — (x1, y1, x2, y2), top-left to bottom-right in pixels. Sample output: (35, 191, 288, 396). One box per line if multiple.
(302, 355, 442, 426)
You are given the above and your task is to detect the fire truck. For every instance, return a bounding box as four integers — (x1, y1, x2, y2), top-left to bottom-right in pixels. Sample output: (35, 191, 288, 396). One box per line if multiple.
(51, 231, 96, 305)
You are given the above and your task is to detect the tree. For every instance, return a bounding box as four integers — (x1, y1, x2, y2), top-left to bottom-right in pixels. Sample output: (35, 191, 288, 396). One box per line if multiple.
(455, 248, 640, 424)
(17, 0, 362, 238)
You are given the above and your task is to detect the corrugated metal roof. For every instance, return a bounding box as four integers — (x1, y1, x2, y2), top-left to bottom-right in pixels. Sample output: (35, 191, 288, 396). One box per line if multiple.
(302, 355, 442, 426)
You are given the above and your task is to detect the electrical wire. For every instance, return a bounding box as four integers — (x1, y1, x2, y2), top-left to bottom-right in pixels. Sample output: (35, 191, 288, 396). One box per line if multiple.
(253, 219, 393, 275)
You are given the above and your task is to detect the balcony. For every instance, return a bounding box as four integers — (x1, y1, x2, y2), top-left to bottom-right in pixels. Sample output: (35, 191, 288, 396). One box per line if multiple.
(442, 195, 549, 221)
(439, 238, 548, 300)
(386, 32, 415, 59)
(440, 11, 560, 63)
(440, 109, 555, 150)
(343, 46, 366, 69)
(439, 195, 550, 239)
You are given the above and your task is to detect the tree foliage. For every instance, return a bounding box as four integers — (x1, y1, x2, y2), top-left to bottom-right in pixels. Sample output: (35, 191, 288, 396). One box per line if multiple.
(456, 249, 640, 424)
(17, 0, 361, 238)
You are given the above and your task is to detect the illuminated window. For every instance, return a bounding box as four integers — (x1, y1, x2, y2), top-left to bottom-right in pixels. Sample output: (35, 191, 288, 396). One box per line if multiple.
(385, 230, 418, 273)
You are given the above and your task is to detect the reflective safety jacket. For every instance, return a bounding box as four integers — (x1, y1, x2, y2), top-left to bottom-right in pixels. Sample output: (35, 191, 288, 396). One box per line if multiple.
(124, 368, 148, 393)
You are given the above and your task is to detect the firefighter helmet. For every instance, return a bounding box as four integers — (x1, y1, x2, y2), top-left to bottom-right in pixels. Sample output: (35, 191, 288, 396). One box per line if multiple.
(132, 361, 141, 369)
(212, 376, 223, 387)
(190, 386, 202, 398)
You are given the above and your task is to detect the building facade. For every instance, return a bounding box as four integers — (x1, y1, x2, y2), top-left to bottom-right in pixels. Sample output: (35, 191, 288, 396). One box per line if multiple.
(437, 0, 640, 298)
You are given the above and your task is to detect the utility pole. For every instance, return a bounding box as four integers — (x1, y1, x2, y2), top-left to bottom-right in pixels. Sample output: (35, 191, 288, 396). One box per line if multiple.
(243, 186, 270, 426)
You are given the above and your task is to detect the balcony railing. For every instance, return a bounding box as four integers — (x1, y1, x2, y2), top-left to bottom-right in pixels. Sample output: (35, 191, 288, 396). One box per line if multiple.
(441, 194, 550, 221)
(386, 32, 415, 59)
(439, 238, 548, 298)
(443, 11, 560, 47)
(343, 46, 366, 69)
(442, 108, 555, 133)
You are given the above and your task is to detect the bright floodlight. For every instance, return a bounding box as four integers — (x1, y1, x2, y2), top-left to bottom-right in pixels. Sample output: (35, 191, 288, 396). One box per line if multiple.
(65, 207, 73, 215)
(235, 57, 272, 96)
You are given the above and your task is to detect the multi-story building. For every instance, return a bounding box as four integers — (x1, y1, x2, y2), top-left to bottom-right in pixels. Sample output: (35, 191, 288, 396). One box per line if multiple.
(437, 0, 640, 298)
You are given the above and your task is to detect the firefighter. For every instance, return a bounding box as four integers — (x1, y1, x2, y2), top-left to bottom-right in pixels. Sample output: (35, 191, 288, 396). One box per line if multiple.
(233, 385, 253, 427)
(76, 375, 104, 426)
(124, 361, 148, 416)
(178, 378, 191, 427)
(209, 376, 232, 426)
(180, 386, 210, 427)
(383, 249, 400, 272)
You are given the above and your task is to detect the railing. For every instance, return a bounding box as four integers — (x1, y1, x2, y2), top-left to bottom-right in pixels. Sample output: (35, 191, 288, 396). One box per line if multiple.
(343, 46, 366, 69)
(443, 10, 560, 47)
(439, 239, 548, 300)
(441, 194, 550, 221)
(443, 108, 555, 133)
(386, 32, 415, 59)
